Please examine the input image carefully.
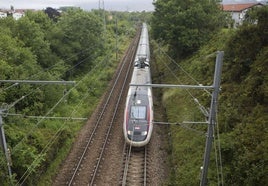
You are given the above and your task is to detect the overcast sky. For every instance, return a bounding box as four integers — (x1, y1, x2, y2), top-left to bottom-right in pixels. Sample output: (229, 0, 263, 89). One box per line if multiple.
(0, 0, 265, 11)
(0, 0, 155, 11)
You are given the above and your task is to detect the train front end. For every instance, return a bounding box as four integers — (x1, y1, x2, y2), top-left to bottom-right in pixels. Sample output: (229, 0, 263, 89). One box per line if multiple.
(124, 88, 153, 147)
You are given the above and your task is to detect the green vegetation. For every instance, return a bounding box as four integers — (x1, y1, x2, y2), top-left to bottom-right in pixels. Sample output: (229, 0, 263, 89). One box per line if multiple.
(0, 8, 151, 185)
(152, 4, 267, 185)
(151, 0, 228, 59)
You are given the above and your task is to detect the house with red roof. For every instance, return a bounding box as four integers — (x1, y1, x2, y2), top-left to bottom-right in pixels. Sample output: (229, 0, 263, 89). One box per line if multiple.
(222, 3, 264, 27)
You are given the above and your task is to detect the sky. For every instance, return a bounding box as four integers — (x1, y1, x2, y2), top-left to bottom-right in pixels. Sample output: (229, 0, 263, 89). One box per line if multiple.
(0, 0, 155, 12)
(0, 0, 265, 12)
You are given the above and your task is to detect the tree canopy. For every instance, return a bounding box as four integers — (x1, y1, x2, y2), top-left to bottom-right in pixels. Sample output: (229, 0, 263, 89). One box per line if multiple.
(151, 0, 226, 58)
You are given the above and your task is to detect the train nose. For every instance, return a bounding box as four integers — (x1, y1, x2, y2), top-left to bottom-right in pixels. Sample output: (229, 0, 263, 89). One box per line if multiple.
(127, 123, 148, 142)
(127, 132, 147, 141)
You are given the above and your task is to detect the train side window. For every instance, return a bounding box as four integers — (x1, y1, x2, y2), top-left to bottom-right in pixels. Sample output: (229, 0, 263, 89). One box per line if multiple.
(130, 106, 146, 119)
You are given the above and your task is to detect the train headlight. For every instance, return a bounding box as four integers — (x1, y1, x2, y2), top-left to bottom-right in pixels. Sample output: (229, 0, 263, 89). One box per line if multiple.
(141, 131, 147, 136)
(127, 131, 133, 135)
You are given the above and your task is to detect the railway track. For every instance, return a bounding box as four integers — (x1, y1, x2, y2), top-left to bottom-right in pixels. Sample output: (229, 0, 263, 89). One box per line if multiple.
(53, 29, 141, 186)
(120, 144, 148, 186)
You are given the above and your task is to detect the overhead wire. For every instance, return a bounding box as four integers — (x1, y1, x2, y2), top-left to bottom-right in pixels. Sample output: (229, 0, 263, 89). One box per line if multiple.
(156, 45, 224, 185)
(4, 50, 113, 181)
(0, 17, 116, 181)
(11, 52, 110, 154)
(0, 45, 100, 118)
(153, 121, 205, 135)
(18, 82, 93, 185)
(15, 53, 112, 184)
(6, 113, 87, 121)
(157, 46, 212, 96)
(1, 83, 19, 92)
(156, 54, 209, 118)
(0, 45, 95, 94)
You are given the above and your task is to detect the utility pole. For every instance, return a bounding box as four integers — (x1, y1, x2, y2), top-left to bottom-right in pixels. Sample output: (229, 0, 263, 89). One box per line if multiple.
(0, 107, 12, 179)
(200, 51, 224, 186)
(130, 51, 224, 185)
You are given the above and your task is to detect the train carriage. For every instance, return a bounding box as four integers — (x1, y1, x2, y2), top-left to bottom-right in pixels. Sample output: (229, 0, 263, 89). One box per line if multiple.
(123, 23, 153, 147)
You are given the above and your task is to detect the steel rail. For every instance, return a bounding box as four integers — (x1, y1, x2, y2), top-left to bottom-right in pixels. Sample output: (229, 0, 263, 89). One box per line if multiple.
(67, 49, 129, 185)
(68, 32, 140, 186)
(121, 146, 147, 186)
(89, 35, 138, 185)
(121, 144, 131, 186)
(144, 146, 147, 185)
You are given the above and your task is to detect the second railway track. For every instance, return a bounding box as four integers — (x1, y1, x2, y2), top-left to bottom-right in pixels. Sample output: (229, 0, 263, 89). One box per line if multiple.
(53, 29, 141, 186)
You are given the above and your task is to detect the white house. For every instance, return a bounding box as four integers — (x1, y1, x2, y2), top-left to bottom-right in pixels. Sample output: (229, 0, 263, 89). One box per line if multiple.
(12, 9, 25, 20)
(0, 10, 7, 18)
(222, 3, 264, 27)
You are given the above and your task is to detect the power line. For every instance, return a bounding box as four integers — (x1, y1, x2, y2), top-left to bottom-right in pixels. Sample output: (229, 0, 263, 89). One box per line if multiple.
(154, 49, 224, 185)
(0, 80, 75, 85)
(7, 53, 112, 183)
(0, 46, 96, 94)
(18, 84, 93, 185)
(6, 113, 87, 121)
(157, 45, 212, 95)
(156, 55, 210, 117)
(153, 121, 206, 135)
(16, 53, 113, 183)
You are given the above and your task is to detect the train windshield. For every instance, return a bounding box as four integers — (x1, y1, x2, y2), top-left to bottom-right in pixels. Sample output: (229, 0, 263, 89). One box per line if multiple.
(130, 106, 146, 119)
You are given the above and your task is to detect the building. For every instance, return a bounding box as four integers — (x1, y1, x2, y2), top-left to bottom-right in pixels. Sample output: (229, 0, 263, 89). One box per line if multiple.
(222, 3, 264, 27)
(12, 9, 25, 20)
(0, 10, 7, 18)
(0, 9, 35, 20)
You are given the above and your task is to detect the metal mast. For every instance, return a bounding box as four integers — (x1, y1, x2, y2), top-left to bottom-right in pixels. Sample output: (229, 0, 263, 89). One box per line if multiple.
(0, 108, 12, 179)
(200, 51, 224, 186)
(130, 51, 224, 185)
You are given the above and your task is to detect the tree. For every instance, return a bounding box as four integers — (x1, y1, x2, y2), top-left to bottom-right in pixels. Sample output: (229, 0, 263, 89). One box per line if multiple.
(51, 9, 104, 77)
(151, 0, 225, 59)
(44, 7, 61, 22)
(14, 16, 55, 68)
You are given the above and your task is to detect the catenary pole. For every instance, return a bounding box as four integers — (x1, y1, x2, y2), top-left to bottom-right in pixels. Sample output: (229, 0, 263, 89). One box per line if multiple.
(130, 51, 224, 185)
(200, 51, 224, 186)
(0, 109, 12, 179)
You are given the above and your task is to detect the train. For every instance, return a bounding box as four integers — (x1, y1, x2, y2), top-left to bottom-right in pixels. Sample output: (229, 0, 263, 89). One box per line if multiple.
(123, 23, 153, 147)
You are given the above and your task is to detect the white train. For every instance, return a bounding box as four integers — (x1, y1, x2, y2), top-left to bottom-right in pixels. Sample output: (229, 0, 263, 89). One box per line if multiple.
(123, 23, 153, 147)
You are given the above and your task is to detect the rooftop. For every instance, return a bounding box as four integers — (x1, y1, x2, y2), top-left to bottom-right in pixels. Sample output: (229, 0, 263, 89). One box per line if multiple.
(222, 3, 263, 12)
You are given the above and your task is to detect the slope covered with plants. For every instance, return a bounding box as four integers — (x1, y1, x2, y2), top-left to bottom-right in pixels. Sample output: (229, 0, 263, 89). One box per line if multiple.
(151, 1, 267, 185)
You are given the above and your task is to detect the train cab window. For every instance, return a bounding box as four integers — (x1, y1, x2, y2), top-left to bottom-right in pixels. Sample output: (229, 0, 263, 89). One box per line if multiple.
(130, 106, 146, 119)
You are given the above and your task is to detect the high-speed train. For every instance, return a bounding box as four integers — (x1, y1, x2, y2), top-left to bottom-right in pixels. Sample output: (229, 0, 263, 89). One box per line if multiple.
(123, 23, 153, 147)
